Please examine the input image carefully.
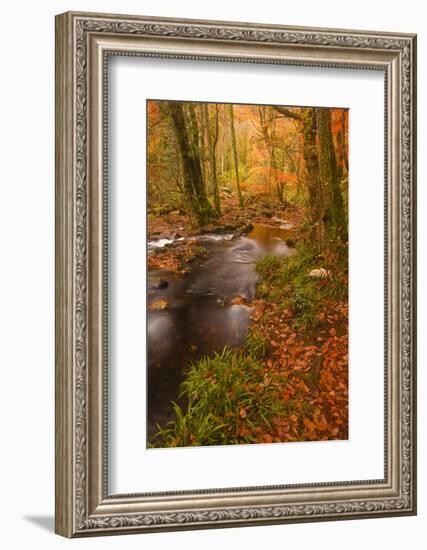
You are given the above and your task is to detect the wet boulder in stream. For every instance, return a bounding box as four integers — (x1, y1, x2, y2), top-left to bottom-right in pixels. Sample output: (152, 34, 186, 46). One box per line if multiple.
(152, 278, 169, 290)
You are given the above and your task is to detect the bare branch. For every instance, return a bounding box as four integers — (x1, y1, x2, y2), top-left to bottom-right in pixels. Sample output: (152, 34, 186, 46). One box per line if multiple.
(272, 106, 303, 121)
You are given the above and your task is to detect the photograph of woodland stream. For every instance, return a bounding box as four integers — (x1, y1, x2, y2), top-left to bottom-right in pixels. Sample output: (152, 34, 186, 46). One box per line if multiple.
(147, 100, 349, 448)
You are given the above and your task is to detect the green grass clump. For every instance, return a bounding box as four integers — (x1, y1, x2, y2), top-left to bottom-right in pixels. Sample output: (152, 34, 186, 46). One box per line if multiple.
(255, 242, 347, 330)
(255, 254, 282, 279)
(244, 329, 267, 360)
(150, 347, 286, 448)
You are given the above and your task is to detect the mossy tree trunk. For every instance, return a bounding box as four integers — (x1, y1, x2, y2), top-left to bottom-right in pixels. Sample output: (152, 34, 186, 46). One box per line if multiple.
(301, 108, 325, 244)
(228, 104, 244, 208)
(165, 102, 214, 226)
(341, 110, 349, 174)
(203, 103, 221, 214)
(316, 108, 347, 241)
(273, 106, 325, 239)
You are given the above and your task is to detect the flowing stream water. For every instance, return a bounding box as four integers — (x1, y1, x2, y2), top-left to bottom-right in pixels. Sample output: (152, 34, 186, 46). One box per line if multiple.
(147, 222, 295, 439)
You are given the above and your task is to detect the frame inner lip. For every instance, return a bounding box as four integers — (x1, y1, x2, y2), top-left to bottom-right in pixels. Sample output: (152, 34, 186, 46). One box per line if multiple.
(102, 50, 389, 499)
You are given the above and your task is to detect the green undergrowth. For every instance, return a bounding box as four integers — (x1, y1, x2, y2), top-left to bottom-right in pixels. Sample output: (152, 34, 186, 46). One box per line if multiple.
(255, 241, 347, 330)
(149, 345, 287, 448)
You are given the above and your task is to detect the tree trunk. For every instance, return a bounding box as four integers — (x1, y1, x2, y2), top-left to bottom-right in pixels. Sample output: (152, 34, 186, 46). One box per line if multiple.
(165, 102, 214, 225)
(203, 104, 221, 214)
(341, 110, 349, 174)
(301, 108, 325, 243)
(273, 106, 324, 231)
(336, 126, 344, 181)
(228, 104, 244, 208)
(335, 109, 348, 181)
(316, 108, 347, 241)
(259, 106, 284, 202)
(198, 104, 209, 186)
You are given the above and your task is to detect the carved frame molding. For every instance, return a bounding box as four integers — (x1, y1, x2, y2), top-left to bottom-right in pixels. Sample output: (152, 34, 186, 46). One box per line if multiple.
(55, 11, 416, 537)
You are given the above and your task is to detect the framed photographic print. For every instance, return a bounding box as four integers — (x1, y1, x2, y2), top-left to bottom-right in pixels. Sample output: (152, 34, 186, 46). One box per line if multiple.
(55, 11, 417, 537)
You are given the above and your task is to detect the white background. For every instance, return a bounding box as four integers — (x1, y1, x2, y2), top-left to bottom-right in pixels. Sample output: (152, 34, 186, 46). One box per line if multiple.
(109, 58, 384, 493)
(0, 1, 424, 548)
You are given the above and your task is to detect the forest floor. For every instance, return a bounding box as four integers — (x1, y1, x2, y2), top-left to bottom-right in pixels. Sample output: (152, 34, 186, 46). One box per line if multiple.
(148, 194, 305, 240)
(148, 194, 303, 273)
(246, 280, 348, 443)
(148, 195, 348, 447)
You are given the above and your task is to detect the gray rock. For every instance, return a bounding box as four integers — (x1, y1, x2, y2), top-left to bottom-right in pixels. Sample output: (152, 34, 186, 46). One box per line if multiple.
(152, 278, 169, 290)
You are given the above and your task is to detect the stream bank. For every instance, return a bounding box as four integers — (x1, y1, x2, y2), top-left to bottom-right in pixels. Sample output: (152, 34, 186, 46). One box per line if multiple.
(147, 221, 296, 439)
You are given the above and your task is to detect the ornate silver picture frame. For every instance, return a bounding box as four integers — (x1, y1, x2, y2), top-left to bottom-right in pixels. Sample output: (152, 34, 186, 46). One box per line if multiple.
(55, 11, 416, 537)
